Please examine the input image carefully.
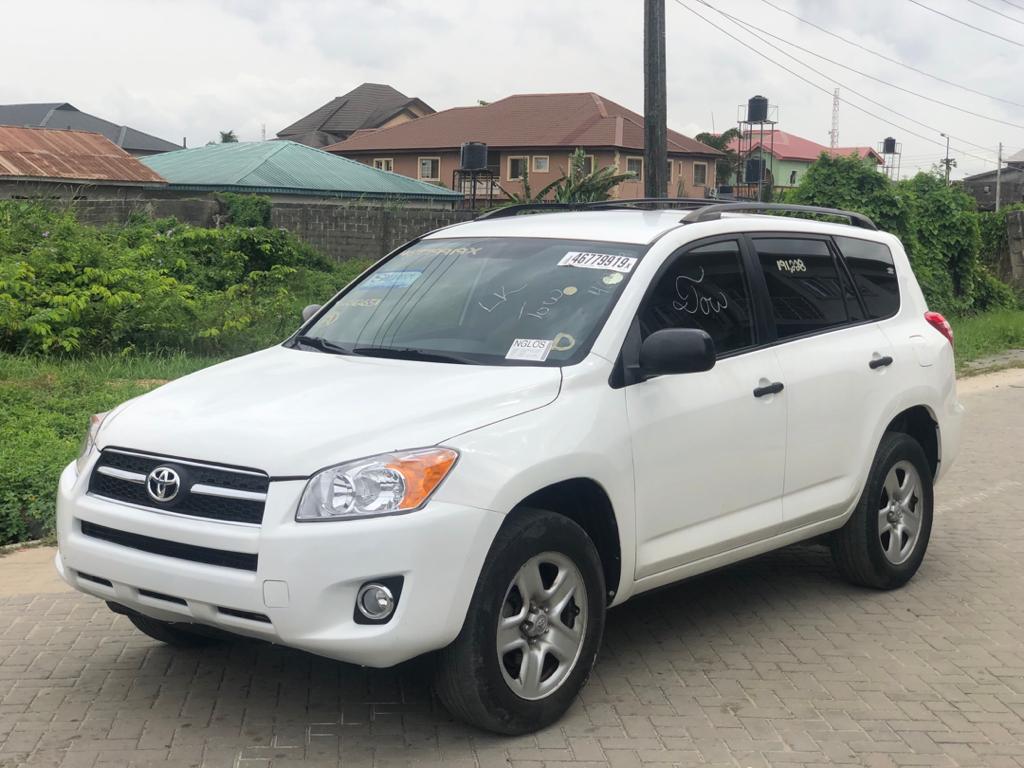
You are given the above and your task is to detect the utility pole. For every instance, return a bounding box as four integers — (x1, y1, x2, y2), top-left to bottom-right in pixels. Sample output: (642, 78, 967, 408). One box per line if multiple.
(644, 0, 667, 198)
(941, 132, 952, 185)
(996, 141, 1003, 212)
(829, 88, 840, 150)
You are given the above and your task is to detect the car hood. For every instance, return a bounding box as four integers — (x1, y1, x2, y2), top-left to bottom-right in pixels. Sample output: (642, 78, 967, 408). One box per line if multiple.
(98, 345, 562, 476)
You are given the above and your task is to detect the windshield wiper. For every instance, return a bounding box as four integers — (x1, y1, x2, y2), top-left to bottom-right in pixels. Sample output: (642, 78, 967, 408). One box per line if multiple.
(290, 335, 353, 355)
(351, 346, 473, 365)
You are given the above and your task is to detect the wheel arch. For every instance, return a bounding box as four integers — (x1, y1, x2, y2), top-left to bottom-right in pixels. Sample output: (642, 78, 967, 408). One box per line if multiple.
(884, 404, 939, 478)
(506, 478, 622, 605)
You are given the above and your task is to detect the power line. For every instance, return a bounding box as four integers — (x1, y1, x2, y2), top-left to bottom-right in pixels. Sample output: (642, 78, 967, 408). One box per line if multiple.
(905, 0, 1024, 47)
(686, 0, 998, 156)
(966, 0, 1024, 25)
(670, 0, 996, 166)
(697, 0, 1024, 131)
(757, 0, 1024, 110)
(993, 0, 1024, 12)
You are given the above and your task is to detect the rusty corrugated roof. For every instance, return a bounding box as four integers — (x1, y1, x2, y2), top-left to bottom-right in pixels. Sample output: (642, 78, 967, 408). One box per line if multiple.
(0, 125, 166, 184)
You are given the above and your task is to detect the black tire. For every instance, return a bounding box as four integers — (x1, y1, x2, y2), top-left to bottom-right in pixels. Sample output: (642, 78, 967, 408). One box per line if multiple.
(125, 612, 219, 647)
(832, 431, 934, 589)
(435, 508, 606, 734)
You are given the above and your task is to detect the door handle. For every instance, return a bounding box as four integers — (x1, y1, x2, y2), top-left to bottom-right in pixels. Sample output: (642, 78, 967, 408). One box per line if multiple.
(869, 355, 894, 369)
(753, 381, 784, 398)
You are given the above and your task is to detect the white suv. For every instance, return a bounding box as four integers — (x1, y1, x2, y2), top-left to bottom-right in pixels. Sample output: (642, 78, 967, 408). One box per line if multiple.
(56, 202, 962, 734)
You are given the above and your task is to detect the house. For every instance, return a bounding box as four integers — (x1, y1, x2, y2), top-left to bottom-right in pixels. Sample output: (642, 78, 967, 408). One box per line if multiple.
(141, 140, 461, 206)
(962, 148, 1024, 210)
(726, 129, 883, 193)
(0, 103, 182, 156)
(276, 84, 435, 149)
(0, 125, 166, 198)
(325, 92, 723, 199)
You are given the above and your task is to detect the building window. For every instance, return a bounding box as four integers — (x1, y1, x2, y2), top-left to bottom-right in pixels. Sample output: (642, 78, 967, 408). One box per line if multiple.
(373, 158, 394, 172)
(418, 157, 440, 180)
(508, 156, 529, 180)
(667, 160, 674, 180)
(983, 184, 991, 193)
(626, 157, 644, 181)
(532, 156, 549, 173)
(789, 170, 798, 185)
(693, 162, 707, 187)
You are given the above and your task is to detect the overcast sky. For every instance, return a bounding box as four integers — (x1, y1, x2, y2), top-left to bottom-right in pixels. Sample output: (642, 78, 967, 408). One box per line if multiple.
(3, 0, 1022, 180)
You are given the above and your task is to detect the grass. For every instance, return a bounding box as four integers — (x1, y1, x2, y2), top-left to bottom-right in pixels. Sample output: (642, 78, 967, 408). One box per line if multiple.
(950, 309, 1024, 373)
(0, 353, 224, 545)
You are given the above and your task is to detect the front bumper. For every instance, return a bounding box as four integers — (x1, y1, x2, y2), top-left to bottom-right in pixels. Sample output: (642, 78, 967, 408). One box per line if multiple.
(55, 460, 503, 667)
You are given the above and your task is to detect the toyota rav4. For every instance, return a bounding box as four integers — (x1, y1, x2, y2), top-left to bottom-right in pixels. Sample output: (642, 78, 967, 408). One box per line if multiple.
(56, 201, 963, 734)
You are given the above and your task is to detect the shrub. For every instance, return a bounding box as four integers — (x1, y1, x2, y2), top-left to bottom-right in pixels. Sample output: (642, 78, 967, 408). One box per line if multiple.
(218, 192, 272, 227)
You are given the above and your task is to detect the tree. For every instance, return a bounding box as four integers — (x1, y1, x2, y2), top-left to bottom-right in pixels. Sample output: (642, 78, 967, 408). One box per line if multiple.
(219, 130, 238, 143)
(694, 128, 740, 186)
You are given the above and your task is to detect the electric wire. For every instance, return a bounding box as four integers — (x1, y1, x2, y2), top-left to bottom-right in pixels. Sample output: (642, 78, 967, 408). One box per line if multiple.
(757, 0, 1024, 109)
(965, 0, 1024, 25)
(906, 0, 1024, 46)
(671, 0, 997, 166)
(993, 0, 1024, 12)
(696, 0, 1024, 131)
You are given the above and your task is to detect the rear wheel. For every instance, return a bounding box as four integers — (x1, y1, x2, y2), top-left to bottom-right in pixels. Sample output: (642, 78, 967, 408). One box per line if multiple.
(125, 612, 219, 647)
(435, 508, 606, 734)
(832, 432, 933, 589)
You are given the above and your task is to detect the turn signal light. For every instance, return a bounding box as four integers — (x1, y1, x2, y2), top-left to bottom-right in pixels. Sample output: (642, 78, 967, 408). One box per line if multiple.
(924, 311, 953, 347)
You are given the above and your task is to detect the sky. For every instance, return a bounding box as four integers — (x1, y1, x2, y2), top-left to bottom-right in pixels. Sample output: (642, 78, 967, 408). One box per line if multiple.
(3, 0, 1022, 180)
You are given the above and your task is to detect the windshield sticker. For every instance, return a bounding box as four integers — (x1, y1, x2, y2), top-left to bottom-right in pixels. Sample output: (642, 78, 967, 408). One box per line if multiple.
(602, 272, 624, 285)
(506, 338, 553, 362)
(563, 286, 577, 296)
(321, 311, 339, 325)
(363, 270, 422, 289)
(404, 245, 483, 258)
(338, 297, 382, 309)
(559, 251, 637, 273)
(552, 332, 576, 352)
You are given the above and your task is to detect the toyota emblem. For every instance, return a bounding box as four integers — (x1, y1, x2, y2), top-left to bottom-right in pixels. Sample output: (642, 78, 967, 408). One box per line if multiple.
(146, 466, 181, 503)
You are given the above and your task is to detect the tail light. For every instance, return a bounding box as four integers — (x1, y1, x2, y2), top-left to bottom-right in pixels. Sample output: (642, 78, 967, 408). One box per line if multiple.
(924, 311, 953, 347)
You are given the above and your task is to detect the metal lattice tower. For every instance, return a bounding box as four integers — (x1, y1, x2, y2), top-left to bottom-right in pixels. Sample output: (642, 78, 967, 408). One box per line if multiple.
(829, 88, 840, 149)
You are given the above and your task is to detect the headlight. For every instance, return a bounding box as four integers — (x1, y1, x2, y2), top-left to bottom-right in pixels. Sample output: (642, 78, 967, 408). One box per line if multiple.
(296, 447, 458, 521)
(75, 411, 109, 474)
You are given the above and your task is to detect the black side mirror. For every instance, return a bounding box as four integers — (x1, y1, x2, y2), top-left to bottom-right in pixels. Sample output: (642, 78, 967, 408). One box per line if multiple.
(301, 304, 322, 322)
(639, 328, 716, 378)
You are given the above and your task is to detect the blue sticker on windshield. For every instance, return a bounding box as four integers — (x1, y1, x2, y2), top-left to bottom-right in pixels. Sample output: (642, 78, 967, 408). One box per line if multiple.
(362, 270, 422, 289)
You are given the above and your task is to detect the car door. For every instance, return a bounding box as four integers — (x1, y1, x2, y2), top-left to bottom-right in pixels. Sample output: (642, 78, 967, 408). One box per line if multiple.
(749, 235, 898, 526)
(624, 237, 787, 580)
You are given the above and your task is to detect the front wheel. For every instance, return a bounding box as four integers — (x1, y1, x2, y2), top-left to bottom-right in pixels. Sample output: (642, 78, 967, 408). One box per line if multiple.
(434, 508, 606, 734)
(832, 432, 934, 589)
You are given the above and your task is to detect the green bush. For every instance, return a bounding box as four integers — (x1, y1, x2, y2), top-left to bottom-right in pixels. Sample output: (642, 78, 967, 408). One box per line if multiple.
(0, 201, 369, 356)
(218, 192, 272, 227)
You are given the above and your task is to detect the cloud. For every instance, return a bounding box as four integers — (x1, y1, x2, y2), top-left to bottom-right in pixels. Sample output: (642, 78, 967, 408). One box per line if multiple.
(1, 0, 1018, 177)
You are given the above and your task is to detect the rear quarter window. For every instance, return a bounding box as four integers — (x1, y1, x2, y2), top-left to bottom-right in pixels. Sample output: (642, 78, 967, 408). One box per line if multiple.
(834, 236, 900, 319)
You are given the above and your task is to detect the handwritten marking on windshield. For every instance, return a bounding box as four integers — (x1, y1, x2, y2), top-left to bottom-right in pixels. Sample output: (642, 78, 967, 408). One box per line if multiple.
(673, 267, 729, 316)
(526, 289, 565, 320)
(478, 283, 527, 313)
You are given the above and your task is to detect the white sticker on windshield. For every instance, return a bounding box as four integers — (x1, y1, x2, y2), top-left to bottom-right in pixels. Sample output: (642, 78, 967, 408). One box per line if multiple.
(363, 270, 422, 289)
(506, 338, 553, 361)
(558, 251, 637, 273)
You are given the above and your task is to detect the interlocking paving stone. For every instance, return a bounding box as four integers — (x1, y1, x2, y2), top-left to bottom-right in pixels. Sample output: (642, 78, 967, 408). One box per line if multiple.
(2, 371, 1024, 767)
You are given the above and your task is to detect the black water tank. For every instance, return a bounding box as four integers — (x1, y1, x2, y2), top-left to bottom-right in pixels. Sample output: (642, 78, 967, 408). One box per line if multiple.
(745, 157, 765, 183)
(747, 95, 769, 123)
(883, 136, 897, 154)
(460, 142, 488, 170)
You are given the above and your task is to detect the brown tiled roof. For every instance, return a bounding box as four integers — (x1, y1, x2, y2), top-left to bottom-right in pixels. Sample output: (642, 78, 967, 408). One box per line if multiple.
(0, 125, 166, 184)
(325, 92, 722, 156)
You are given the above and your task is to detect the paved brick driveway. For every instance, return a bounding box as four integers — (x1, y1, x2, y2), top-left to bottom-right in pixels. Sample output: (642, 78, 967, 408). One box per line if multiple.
(3, 370, 1024, 768)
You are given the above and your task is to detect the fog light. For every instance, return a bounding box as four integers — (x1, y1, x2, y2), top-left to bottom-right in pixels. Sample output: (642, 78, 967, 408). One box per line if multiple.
(356, 583, 395, 621)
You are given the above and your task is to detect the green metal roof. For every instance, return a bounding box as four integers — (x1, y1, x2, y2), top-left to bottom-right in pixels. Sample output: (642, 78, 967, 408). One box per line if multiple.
(140, 140, 460, 201)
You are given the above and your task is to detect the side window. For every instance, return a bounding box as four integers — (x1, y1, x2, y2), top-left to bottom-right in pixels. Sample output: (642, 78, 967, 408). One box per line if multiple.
(639, 240, 755, 356)
(834, 236, 900, 319)
(754, 238, 850, 340)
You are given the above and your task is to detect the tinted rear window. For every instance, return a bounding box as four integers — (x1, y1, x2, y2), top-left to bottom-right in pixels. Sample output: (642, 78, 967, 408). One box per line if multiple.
(834, 236, 900, 319)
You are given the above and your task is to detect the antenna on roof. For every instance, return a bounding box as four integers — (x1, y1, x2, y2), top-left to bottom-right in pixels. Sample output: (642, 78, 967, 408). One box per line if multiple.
(261, 123, 266, 141)
(829, 88, 840, 150)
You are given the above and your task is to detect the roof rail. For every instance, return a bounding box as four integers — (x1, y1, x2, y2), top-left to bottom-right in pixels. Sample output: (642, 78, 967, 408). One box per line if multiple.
(681, 202, 878, 230)
(475, 197, 718, 220)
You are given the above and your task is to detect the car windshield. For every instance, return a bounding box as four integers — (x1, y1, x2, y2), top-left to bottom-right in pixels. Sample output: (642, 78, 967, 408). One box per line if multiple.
(299, 237, 646, 365)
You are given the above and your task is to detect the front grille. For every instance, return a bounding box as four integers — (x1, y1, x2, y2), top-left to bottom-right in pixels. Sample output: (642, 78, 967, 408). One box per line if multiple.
(81, 520, 258, 572)
(88, 449, 269, 525)
(218, 607, 272, 623)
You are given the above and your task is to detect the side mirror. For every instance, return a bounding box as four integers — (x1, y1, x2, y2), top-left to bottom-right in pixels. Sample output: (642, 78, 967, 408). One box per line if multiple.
(301, 304, 322, 322)
(639, 328, 716, 378)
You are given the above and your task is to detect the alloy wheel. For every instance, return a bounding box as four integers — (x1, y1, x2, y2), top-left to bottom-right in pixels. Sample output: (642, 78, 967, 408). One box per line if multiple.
(878, 460, 923, 565)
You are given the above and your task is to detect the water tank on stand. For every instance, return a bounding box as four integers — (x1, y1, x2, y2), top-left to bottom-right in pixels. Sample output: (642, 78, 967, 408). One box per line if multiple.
(460, 142, 488, 170)
(747, 95, 769, 123)
(883, 136, 897, 154)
